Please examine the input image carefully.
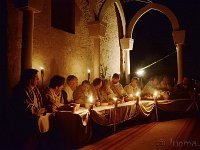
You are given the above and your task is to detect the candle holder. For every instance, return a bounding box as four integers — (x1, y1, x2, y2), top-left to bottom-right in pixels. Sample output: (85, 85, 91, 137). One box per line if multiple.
(115, 100, 118, 108)
(136, 96, 140, 105)
(135, 91, 141, 105)
(153, 92, 158, 122)
(40, 67, 44, 90)
(41, 69, 44, 77)
(113, 97, 118, 107)
(87, 69, 90, 81)
(89, 103, 94, 110)
(113, 97, 117, 133)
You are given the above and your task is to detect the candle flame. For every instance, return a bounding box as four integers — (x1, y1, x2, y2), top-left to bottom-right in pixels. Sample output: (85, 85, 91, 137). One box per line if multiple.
(136, 91, 140, 97)
(113, 97, 117, 101)
(89, 95, 93, 103)
(88, 69, 90, 73)
(153, 91, 158, 97)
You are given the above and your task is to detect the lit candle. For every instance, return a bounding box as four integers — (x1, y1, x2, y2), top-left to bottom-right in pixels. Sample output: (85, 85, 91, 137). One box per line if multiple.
(113, 97, 117, 133)
(113, 97, 117, 107)
(153, 91, 158, 99)
(40, 67, 44, 77)
(88, 69, 90, 81)
(153, 90, 159, 121)
(89, 95, 93, 103)
(135, 91, 141, 104)
(40, 67, 44, 90)
(89, 95, 93, 110)
(135, 91, 140, 97)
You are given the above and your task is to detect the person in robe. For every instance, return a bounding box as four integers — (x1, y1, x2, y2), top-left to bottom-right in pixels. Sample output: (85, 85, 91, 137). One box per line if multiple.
(63, 75, 78, 103)
(110, 73, 127, 99)
(124, 77, 141, 100)
(43, 75, 66, 112)
(73, 80, 91, 106)
(11, 68, 46, 149)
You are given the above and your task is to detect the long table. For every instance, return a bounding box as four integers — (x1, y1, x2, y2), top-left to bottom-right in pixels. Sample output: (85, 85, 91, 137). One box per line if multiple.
(38, 99, 197, 145)
(91, 100, 155, 126)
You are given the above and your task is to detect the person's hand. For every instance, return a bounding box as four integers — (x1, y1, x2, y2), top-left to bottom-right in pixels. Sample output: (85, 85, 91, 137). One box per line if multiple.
(52, 105, 58, 113)
(38, 108, 46, 116)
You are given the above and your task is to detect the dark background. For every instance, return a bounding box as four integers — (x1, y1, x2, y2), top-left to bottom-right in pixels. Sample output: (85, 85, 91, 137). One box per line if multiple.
(123, 0, 200, 82)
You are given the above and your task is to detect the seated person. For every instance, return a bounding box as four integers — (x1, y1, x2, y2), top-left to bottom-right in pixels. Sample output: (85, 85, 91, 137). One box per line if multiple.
(110, 73, 127, 99)
(124, 77, 141, 100)
(73, 80, 91, 106)
(63, 75, 78, 103)
(43, 75, 66, 112)
(170, 77, 194, 99)
(158, 75, 173, 100)
(195, 81, 200, 104)
(141, 76, 161, 99)
(90, 78, 103, 103)
(159, 75, 173, 91)
(11, 69, 46, 149)
(100, 79, 116, 103)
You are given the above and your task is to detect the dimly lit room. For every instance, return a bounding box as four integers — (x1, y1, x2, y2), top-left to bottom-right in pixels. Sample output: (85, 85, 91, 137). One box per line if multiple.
(1, 0, 200, 149)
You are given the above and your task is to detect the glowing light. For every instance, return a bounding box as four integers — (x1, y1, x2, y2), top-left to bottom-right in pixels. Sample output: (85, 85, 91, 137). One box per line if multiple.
(113, 97, 117, 101)
(88, 69, 91, 81)
(89, 95, 93, 103)
(153, 91, 158, 98)
(136, 69, 145, 77)
(39, 67, 44, 77)
(135, 51, 176, 72)
(135, 91, 140, 97)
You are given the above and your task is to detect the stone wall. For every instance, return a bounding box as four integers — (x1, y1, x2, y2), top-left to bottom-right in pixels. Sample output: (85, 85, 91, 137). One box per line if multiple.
(7, 0, 22, 96)
(6, 0, 122, 95)
(33, 0, 94, 86)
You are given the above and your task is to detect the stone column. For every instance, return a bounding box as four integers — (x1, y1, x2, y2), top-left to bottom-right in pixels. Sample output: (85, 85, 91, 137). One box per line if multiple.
(176, 44, 183, 84)
(88, 21, 107, 79)
(21, 9, 34, 72)
(172, 30, 185, 84)
(14, 0, 44, 73)
(120, 38, 134, 84)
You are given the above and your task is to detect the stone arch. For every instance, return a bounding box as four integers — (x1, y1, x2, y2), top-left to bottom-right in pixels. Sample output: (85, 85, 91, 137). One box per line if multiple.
(126, 2, 185, 84)
(127, 2, 180, 38)
(99, 0, 126, 37)
(98, 0, 127, 84)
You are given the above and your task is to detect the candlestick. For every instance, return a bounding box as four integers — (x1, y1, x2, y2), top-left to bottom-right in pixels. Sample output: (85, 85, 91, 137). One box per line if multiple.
(113, 97, 117, 107)
(88, 95, 93, 110)
(113, 97, 117, 133)
(40, 67, 44, 90)
(89, 95, 93, 103)
(41, 69, 44, 77)
(135, 91, 140, 104)
(153, 91, 158, 121)
(88, 69, 90, 81)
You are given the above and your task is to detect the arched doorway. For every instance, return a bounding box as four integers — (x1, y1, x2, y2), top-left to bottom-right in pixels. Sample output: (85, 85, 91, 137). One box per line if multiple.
(125, 3, 185, 84)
